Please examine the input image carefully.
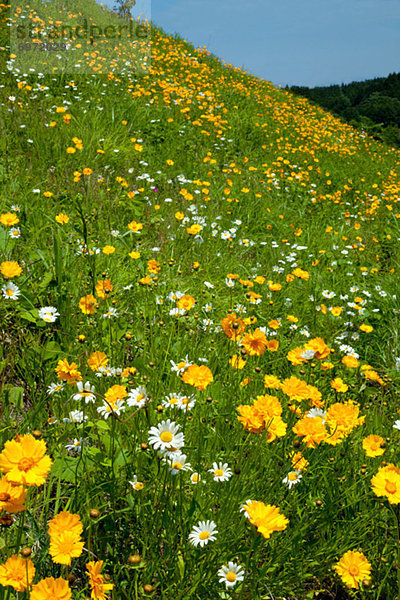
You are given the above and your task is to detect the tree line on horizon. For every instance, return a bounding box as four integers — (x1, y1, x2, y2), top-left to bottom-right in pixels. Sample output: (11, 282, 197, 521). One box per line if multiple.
(289, 72, 400, 148)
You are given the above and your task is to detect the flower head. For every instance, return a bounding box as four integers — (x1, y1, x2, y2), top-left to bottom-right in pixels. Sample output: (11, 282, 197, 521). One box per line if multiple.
(86, 561, 114, 599)
(148, 420, 185, 452)
(0, 434, 52, 486)
(334, 550, 371, 589)
(0, 555, 35, 592)
(30, 577, 72, 600)
(218, 562, 245, 589)
(188, 520, 218, 547)
(181, 364, 213, 390)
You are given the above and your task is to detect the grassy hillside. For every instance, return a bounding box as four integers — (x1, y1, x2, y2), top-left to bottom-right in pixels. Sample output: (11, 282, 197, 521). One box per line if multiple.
(1, 1, 400, 599)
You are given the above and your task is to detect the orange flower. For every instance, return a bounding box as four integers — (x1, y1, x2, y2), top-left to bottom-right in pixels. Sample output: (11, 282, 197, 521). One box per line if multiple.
(0, 213, 19, 226)
(55, 213, 69, 224)
(0, 434, 53, 486)
(181, 364, 213, 390)
(0, 555, 35, 592)
(237, 405, 264, 433)
(241, 329, 267, 356)
(177, 294, 196, 311)
(86, 561, 114, 600)
(266, 339, 279, 352)
(79, 294, 98, 314)
(95, 280, 113, 299)
(292, 416, 327, 448)
(127, 220, 143, 233)
(87, 351, 108, 371)
(304, 337, 330, 360)
(281, 376, 310, 402)
(55, 359, 82, 385)
(30, 577, 72, 600)
(331, 377, 348, 393)
(221, 313, 246, 340)
(0, 261, 22, 279)
(105, 385, 127, 406)
(0, 476, 27, 513)
(49, 530, 84, 565)
(363, 434, 385, 457)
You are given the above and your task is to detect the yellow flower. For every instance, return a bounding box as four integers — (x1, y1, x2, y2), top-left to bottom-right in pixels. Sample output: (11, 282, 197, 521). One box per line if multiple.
(105, 385, 127, 406)
(245, 501, 288, 539)
(181, 364, 213, 390)
(371, 464, 400, 503)
(30, 577, 72, 600)
(330, 377, 348, 393)
(87, 351, 108, 371)
(86, 561, 114, 600)
(221, 313, 246, 340)
(292, 416, 327, 448)
(177, 294, 196, 311)
(0, 434, 53, 487)
(186, 224, 202, 235)
(334, 550, 371, 589)
(363, 434, 385, 457)
(0, 212, 19, 226)
(241, 329, 267, 356)
(229, 354, 246, 370)
(48, 511, 83, 537)
(342, 355, 359, 368)
(175, 211, 184, 220)
(66, 147, 76, 154)
(79, 294, 98, 314)
(166, 159, 174, 166)
(55, 358, 82, 385)
(330, 306, 343, 317)
(102, 245, 116, 255)
(360, 324, 373, 332)
(0, 476, 27, 513)
(127, 221, 143, 233)
(49, 530, 84, 565)
(264, 374, 281, 389)
(129, 250, 141, 259)
(0, 555, 35, 592)
(95, 280, 113, 299)
(0, 261, 22, 279)
(55, 213, 69, 224)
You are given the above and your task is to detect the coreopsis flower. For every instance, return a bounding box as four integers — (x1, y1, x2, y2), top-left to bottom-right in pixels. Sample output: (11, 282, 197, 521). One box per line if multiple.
(209, 462, 232, 482)
(281, 376, 311, 402)
(217, 562, 245, 589)
(237, 405, 264, 434)
(245, 501, 288, 539)
(304, 337, 330, 359)
(48, 510, 83, 536)
(0, 476, 27, 513)
(87, 351, 108, 371)
(186, 224, 202, 235)
(290, 451, 309, 472)
(177, 294, 196, 311)
(181, 364, 213, 390)
(342, 355, 359, 368)
(371, 464, 400, 503)
(102, 245, 115, 255)
(127, 220, 143, 232)
(105, 385, 127, 406)
(0, 434, 53, 486)
(0, 554, 35, 592)
(79, 294, 98, 314)
(229, 354, 246, 369)
(55, 359, 82, 385)
(241, 329, 267, 356)
(292, 416, 327, 448)
(86, 561, 114, 600)
(188, 520, 218, 547)
(221, 313, 246, 340)
(38, 306, 60, 323)
(148, 420, 184, 452)
(325, 402, 365, 438)
(287, 347, 306, 365)
(30, 577, 72, 600)
(362, 434, 385, 457)
(0, 212, 19, 226)
(49, 530, 85, 565)
(334, 550, 371, 589)
(0, 261, 22, 279)
(264, 374, 281, 389)
(55, 213, 69, 224)
(331, 377, 348, 393)
(95, 279, 113, 299)
(360, 324, 373, 333)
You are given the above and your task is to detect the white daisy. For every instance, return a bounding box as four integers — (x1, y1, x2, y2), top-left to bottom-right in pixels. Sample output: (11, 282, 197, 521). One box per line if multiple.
(178, 394, 196, 411)
(9, 227, 21, 238)
(300, 349, 315, 360)
(72, 381, 96, 403)
(97, 399, 125, 419)
(47, 382, 64, 394)
(167, 452, 192, 475)
(393, 420, 400, 431)
(218, 562, 245, 589)
(170, 356, 192, 375)
(188, 520, 218, 547)
(162, 392, 182, 408)
(64, 410, 87, 423)
(129, 475, 144, 491)
(209, 462, 232, 482)
(126, 386, 148, 408)
(38, 306, 60, 323)
(65, 438, 83, 453)
(102, 308, 119, 319)
(190, 472, 201, 484)
(282, 471, 302, 489)
(148, 420, 185, 452)
(306, 408, 326, 422)
(2, 282, 21, 299)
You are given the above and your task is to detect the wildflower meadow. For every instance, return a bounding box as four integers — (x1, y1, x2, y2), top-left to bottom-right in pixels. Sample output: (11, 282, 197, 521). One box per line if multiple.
(1, 0, 400, 598)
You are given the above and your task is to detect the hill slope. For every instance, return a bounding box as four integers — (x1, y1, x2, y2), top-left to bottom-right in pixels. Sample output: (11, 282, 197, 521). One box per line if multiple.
(1, 2, 400, 599)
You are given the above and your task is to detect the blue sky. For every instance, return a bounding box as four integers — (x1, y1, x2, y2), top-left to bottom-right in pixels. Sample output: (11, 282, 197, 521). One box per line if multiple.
(99, 0, 400, 87)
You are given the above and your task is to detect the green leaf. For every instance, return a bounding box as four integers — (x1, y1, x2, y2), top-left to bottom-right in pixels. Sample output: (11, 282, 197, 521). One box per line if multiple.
(51, 457, 85, 483)
(43, 341, 62, 361)
(3, 385, 24, 410)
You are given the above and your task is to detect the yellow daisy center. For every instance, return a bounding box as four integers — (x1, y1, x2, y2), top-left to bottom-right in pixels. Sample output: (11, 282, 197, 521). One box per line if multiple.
(5, 289, 13, 296)
(215, 469, 224, 477)
(169, 397, 178, 404)
(134, 482, 144, 490)
(181, 397, 190, 405)
(160, 431, 173, 443)
(199, 531, 210, 540)
(137, 394, 145, 402)
(226, 571, 236, 583)
(192, 474, 199, 482)
(172, 462, 183, 470)
(288, 472, 298, 481)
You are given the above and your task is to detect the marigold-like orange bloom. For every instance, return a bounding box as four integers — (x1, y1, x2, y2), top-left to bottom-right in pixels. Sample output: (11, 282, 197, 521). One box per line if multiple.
(55, 358, 82, 385)
(105, 385, 127, 406)
(95, 280, 113, 299)
(0, 434, 52, 486)
(290, 451, 309, 472)
(292, 416, 327, 448)
(186, 223, 202, 235)
(87, 351, 108, 371)
(266, 339, 279, 352)
(49, 530, 84, 565)
(342, 355, 359, 368)
(304, 337, 330, 360)
(265, 417, 287, 443)
(127, 220, 143, 232)
(177, 294, 196, 311)
(291, 267, 310, 280)
(286, 347, 306, 365)
(253, 394, 282, 419)
(241, 329, 267, 356)
(181, 364, 213, 390)
(264, 374, 281, 389)
(0, 212, 19, 226)
(79, 294, 98, 314)
(0, 261, 22, 279)
(30, 577, 72, 600)
(237, 405, 264, 433)
(221, 313, 246, 340)
(147, 259, 160, 274)
(55, 213, 69, 224)
(334, 550, 371, 589)
(0, 476, 27, 513)
(281, 376, 310, 401)
(48, 511, 83, 537)
(325, 401, 365, 437)
(245, 501, 288, 539)
(0, 554, 35, 592)
(86, 560, 114, 600)
(331, 377, 348, 393)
